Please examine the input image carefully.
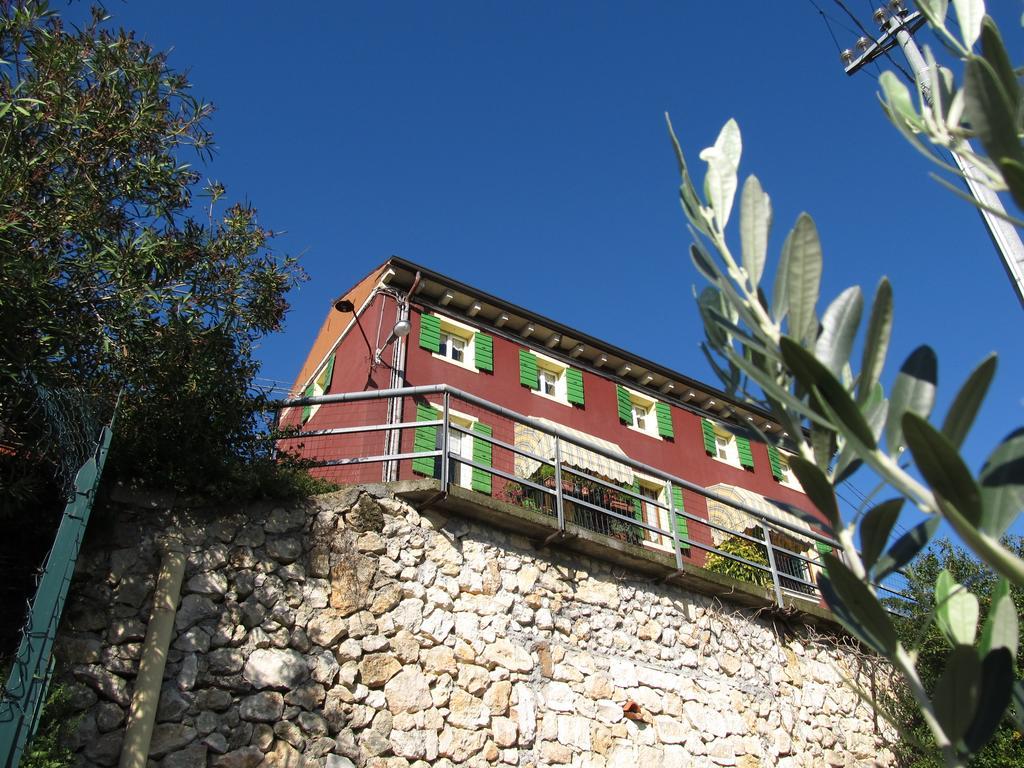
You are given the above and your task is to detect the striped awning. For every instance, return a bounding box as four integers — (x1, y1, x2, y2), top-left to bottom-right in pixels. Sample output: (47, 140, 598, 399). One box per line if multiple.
(705, 483, 817, 545)
(514, 419, 634, 485)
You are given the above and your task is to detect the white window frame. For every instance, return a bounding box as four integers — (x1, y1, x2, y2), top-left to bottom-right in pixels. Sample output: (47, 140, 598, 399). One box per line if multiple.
(531, 351, 570, 407)
(624, 387, 661, 440)
(710, 425, 741, 469)
(446, 410, 479, 490)
(432, 315, 478, 372)
(634, 473, 671, 552)
(775, 452, 803, 492)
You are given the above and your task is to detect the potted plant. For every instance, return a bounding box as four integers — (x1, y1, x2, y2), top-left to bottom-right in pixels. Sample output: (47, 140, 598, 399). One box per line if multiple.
(610, 518, 634, 542)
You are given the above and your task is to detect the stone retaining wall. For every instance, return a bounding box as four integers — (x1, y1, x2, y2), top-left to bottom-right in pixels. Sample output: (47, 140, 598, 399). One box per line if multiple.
(56, 486, 895, 768)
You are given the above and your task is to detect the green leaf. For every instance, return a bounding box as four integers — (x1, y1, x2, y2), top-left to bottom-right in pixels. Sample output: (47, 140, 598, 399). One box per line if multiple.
(903, 413, 983, 527)
(1011, 681, 1024, 735)
(978, 579, 1018, 660)
(979, 427, 1024, 538)
(952, 0, 984, 49)
(979, 17, 1020, 118)
(932, 645, 981, 743)
(937, 495, 1024, 588)
(788, 456, 839, 529)
(810, 423, 836, 476)
(873, 516, 940, 580)
(935, 570, 980, 646)
(859, 498, 904, 572)
(772, 229, 791, 324)
(916, 0, 949, 31)
(964, 648, 1015, 753)
(818, 555, 899, 655)
(862, 382, 890, 443)
(885, 345, 937, 455)
(739, 175, 771, 289)
(941, 354, 996, 450)
(814, 286, 862, 378)
(856, 277, 893, 406)
(782, 214, 822, 347)
(699, 119, 742, 229)
(780, 337, 877, 449)
(964, 56, 1024, 176)
(698, 287, 731, 348)
(666, 113, 712, 236)
(998, 157, 1024, 211)
(690, 243, 719, 284)
(878, 71, 925, 132)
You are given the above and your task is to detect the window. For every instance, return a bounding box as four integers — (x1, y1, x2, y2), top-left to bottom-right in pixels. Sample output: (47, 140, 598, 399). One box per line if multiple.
(637, 481, 665, 547)
(439, 331, 467, 364)
(632, 402, 649, 432)
(538, 368, 559, 397)
(768, 447, 803, 491)
(631, 476, 688, 553)
(520, 349, 584, 407)
(715, 433, 736, 463)
(701, 418, 754, 470)
(412, 405, 494, 495)
(616, 386, 673, 439)
(419, 313, 493, 372)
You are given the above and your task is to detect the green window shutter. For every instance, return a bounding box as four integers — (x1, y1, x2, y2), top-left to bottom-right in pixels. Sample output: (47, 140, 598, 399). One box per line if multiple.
(815, 541, 833, 576)
(736, 436, 754, 469)
(701, 418, 716, 455)
(412, 403, 440, 476)
(474, 333, 493, 372)
(471, 422, 493, 495)
(301, 384, 315, 424)
(321, 353, 336, 393)
(630, 480, 643, 522)
(655, 402, 674, 438)
(519, 350, 539, 389)
(767, 445, 783, 480)
(671, 485, 689, 544)
(616, 386, 632, 424)
(419, 313, 441, 353)
(565, 367, 585, 406)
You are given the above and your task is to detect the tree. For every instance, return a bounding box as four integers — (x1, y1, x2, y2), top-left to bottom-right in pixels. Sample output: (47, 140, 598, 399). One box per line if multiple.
(0, 1, 305, 506)
(665, 2, 1022, 765)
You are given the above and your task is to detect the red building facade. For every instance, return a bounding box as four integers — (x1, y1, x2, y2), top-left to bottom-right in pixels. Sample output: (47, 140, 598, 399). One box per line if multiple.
(282, 259, 830, 600)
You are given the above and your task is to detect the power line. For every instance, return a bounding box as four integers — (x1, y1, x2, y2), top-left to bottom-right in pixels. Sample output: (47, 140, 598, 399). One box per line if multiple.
(806, 0, 856, 56)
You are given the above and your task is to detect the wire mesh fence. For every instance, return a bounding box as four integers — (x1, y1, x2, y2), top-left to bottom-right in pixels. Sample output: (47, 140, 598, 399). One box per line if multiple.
(0, 385, 118, 768)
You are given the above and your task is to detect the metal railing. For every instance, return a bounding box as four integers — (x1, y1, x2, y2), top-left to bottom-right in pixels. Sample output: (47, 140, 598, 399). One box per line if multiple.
(275, 384, 911, 611)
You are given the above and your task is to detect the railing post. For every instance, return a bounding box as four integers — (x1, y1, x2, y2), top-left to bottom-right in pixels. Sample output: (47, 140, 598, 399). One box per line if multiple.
(553, 436, 565, 533)
(440, 393, 451, 493)
(761, 525, 785, 606)
(666, 481, 683, 570)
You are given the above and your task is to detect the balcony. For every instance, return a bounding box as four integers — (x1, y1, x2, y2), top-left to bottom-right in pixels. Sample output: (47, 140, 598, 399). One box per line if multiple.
(274, 384, 909, 621)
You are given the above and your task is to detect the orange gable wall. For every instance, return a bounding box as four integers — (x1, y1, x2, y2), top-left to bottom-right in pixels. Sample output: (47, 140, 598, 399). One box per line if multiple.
(290, 264, 391, 393)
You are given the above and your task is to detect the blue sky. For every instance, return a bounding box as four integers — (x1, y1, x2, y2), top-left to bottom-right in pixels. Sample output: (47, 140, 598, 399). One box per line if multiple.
(85, 2, 1022, 532)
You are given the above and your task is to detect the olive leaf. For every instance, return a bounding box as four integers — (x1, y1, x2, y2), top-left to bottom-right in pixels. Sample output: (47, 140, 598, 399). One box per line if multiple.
(859, 499, 904, 572)
(781, 214, 822, 348)
(935, 569, 980, 646)
(856, 277, 893, 406)
(818, 555, 899, 655)
(885, 346, 937, 455)
(739, 175, 771, 290)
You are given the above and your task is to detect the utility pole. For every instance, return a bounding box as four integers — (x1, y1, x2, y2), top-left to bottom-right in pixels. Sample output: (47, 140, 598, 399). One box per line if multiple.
(841, 2, 1024, 309)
